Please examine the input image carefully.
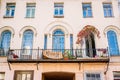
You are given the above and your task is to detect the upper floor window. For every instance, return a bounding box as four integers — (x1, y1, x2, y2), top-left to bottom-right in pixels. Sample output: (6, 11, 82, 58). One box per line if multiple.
(85, 73, 101, 80)
(14, 71, 33, 80)
(82, 3, 92, 18)
(5, 3, 15, 17)
(54, 3, 64, 18)
(107, 30, 119, 56)
(26, 3, 36, 18)
(0, 72, 5, 80)
(103, 3, 113, 17)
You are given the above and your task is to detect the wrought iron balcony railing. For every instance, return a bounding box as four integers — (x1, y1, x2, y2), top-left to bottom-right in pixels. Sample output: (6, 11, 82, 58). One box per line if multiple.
(0, 49, 8, 56)
(6, 48, 109, 62)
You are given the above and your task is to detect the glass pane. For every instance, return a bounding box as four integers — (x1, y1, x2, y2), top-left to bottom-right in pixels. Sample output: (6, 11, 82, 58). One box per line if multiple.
(107, 31, 119, 55)
(103, 3, 112, 17)
(26, 9, 31, 17)
(11, 9, 15, 16)
(0, 31, 11, 56)
(83, 3, 92, 17)
(44, 35, 47, 49)
(22, 74, 26, 80)
(60, 8, 63, 15)
(54, 3, 63, 16)
(53, 30, 64, 52)
(26, 74, 31, 80)
(6, 3, 15, 17)
(54, 9, 59, 15)
(31, 9, 35, 17)
(26, 3, 35, 18)
(0, 73, 5, 80)
(17, 74, 21, 80)
(22, 30, 33, 49)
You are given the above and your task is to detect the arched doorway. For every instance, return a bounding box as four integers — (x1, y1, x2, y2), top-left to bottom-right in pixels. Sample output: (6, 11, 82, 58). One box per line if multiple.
(85, 33, 96, 57)
(42, 72, 75, 80)
(52, 29, 65, 52)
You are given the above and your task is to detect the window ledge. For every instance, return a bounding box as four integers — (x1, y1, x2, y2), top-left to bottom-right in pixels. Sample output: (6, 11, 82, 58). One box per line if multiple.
(54, 15, 64, 18)
(3, 16, 14, 18)
(25, 17, 35, 18)
(83, 16, 93, 18)
(104, 16, 114, 18)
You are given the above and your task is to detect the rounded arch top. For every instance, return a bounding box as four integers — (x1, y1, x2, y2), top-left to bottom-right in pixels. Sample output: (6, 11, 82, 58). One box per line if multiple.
(0, 26, 15, 36)
(44, 21, 73, 35)
(104, 25, 120, 35)
(19, 26, 37, 37)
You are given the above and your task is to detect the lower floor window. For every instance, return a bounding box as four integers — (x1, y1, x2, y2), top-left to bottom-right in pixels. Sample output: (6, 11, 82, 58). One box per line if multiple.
(114, 72, 120, 80)
(14, 71, 33, 80)
(85, 73, 101, 80)
(0, 72, 5, 80)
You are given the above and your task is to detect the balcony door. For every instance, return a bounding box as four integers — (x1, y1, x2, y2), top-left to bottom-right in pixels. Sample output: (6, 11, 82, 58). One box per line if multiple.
(52, 29, 64, 52)
(0, 30, 11, 56)
(22, 30, 33, 56)
(85, 33, 96, 57)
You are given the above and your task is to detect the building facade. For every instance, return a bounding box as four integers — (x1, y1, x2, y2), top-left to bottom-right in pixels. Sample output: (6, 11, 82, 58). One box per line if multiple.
(0, 0, 120, 80)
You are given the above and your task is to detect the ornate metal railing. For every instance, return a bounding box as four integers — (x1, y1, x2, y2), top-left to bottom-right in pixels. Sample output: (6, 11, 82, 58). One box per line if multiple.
(0, 49, 8, 56)
(6, 48, 109, 62)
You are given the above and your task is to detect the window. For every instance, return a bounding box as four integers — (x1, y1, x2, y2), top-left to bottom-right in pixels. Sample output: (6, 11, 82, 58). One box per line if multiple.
(85, 73, 101, 80)
(14, 71, 33, 80)
(114, 72, 120, 80)
(118, 1, 120, 14)
(0, 72, 5, 80)
(0, 31, 11, 56)
(70, 34, 73, 49)
(82, 3, 92, 18)
(70, 34, 73, 55)
(26, 3, 36, 18)
(107, 30, 119, 56)
(5, 3, 15, 17)
(22, 30, 33, 55)
(103, 3, 113, 17)
(52, 29, 64, 52)
(54, 3, 64, 17)
(44, 35, 47, 49)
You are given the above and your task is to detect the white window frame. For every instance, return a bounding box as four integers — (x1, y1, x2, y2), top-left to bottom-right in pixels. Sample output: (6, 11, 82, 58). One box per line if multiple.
(103, 3, 113, 17)
(0, 72, 5, 80)
(26, 3, 36, 18)
(5, 3, 15, 17)
(113, 72, 120, 80)
(14, 71, 33, 80)
(82, 3, 92, 17)
(54, 3, 64, 17)
(84, 72, 101, 80)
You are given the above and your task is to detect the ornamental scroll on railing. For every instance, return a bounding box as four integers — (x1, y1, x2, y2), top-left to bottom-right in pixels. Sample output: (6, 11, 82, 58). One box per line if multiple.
(76, 25, 100, 44)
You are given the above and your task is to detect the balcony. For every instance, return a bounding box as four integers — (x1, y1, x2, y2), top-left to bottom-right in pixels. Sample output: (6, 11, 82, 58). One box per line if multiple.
(6, 48, 109, 63)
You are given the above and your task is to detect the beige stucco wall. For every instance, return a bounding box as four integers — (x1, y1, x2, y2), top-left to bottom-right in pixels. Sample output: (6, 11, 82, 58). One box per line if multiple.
(0, 0, 119, 49)
(0, 62, 109, 80)
(0, 0, 120, 80)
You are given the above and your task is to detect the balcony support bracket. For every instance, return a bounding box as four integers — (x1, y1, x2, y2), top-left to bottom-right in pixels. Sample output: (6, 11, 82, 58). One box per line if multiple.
(8, 62, 11, 70)
(37, 63, 39, 70)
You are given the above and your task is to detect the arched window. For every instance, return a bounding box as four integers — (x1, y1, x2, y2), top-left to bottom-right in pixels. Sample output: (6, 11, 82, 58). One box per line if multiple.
(52, 29, 65, 52)
(107, 30, 119, 56)
(0, 31, 11, 56)
(22, 30, 33, 50)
